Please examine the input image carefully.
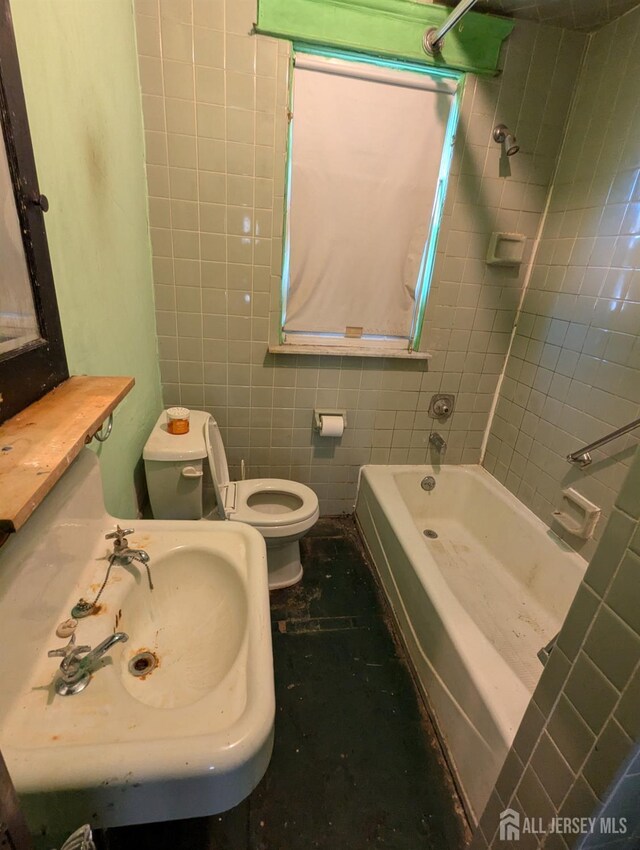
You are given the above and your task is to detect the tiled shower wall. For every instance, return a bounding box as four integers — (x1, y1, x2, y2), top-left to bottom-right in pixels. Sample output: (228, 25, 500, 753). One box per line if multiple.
(472, 448, 640, 849)
(485, 6, 640, 559)
(134, 0, 585, 513)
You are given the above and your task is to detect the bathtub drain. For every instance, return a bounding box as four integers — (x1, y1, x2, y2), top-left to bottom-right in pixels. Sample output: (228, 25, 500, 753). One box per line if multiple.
(423, 529, 438, 539)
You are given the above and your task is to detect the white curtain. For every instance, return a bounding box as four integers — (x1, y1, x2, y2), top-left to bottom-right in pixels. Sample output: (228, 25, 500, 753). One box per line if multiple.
(283, 53, 456, 340)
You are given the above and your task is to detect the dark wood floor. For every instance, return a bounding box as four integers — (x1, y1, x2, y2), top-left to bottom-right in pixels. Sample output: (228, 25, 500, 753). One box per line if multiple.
(101, 518, 470, 850)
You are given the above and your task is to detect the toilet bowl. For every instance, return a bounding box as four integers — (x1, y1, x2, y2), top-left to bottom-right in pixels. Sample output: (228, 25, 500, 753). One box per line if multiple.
(144, 410, 319, 589)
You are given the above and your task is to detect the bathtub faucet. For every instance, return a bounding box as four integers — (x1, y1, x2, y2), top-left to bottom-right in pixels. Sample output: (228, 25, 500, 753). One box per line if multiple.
(429, 432, 447, 453)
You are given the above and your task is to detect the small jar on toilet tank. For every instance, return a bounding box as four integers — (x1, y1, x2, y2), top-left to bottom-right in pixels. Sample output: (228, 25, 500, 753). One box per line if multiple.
(166, 407, 190, 435)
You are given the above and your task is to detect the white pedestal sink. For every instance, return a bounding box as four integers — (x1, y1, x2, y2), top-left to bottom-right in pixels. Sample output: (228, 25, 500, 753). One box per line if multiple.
(0, 450, 274, 838)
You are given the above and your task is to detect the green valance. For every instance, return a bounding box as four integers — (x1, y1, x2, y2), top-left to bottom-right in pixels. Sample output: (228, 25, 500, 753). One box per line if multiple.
(256, 0, 514, 76)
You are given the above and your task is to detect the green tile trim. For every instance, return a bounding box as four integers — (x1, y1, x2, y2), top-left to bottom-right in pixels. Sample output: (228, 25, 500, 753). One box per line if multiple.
(585, 508, 636, 597)
(256, 0, 514, 76)
(615, 448, 640, 520)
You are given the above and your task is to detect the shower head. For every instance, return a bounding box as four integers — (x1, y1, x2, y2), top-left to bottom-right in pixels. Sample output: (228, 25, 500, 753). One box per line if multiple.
(504, 134, 519, 156)
(493, 123, 520, 157)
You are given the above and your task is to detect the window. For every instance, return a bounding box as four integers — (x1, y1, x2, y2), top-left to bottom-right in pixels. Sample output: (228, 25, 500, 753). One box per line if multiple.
(0, 0, 67, 422)
(277, 48, 462, 356)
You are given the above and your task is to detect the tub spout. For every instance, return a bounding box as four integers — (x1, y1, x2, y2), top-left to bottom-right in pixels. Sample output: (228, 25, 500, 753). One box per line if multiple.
(429, 432, 447, 453)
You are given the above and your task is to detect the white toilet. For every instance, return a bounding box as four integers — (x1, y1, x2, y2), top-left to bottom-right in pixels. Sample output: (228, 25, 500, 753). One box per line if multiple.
(143, 410, 319, 589)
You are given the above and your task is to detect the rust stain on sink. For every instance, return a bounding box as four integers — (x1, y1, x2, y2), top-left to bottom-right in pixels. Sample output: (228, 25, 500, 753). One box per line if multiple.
(131, 535, 151, 548)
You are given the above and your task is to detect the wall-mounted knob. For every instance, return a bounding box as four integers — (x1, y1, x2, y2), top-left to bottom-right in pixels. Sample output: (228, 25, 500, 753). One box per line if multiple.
(31, 192, 49, 212)
(428, 393, 455, 421)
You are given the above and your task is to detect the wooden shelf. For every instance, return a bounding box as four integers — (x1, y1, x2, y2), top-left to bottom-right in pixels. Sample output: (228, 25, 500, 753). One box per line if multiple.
(0, 376, 134, 534)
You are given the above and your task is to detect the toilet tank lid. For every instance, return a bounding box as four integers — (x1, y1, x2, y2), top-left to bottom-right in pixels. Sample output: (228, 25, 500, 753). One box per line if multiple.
(143, 410, 210, 461)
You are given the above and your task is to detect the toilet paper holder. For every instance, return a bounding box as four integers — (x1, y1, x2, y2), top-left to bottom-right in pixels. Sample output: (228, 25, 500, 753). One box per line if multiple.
(313, 409, 347, 432)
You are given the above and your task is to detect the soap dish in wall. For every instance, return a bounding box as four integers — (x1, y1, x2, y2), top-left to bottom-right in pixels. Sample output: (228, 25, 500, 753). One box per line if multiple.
(552, 488, 601, 540)
(486, 232, 526, 267)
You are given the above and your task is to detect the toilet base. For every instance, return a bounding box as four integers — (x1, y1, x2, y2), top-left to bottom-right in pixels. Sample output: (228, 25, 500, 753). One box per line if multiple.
(266, 540, 303, 590)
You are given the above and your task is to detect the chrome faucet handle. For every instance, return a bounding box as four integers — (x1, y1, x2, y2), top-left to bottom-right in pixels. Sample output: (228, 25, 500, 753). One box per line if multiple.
(105, 525, 134, 543)
(106, 525, 135, 553)
(48, 634, 91, 671)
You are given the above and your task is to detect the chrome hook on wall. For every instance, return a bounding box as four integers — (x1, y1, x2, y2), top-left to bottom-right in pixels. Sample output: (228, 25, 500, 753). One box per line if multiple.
(89, 412, 113, 443)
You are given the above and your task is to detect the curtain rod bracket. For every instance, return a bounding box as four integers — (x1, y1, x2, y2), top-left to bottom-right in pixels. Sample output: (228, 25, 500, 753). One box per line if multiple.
(422, 0, 480, 57)
(423, 28, 443, 55)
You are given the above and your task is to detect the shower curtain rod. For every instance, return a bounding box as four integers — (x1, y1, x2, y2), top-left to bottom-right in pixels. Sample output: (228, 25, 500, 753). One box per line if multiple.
(423, 0, 480, 54)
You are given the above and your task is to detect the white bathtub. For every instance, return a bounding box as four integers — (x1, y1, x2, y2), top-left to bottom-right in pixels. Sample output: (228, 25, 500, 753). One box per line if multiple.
(355, 465, 586, 822)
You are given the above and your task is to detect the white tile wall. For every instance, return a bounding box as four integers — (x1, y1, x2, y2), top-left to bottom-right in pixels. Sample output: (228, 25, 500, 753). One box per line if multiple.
(485, 6, 640, 560)
(472, 12, 640, 845)
(579, 745, 640, 849)
(471, 446, 640, 849)
(135, 1, 585, 513)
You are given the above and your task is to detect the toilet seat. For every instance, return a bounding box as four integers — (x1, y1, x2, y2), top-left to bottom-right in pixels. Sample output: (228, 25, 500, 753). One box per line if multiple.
(204, 415, 319, 540)
(227, 479, 319, 538)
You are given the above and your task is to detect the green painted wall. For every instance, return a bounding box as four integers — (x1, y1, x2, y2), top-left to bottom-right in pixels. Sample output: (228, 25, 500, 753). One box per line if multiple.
(11, 0, 162, 517)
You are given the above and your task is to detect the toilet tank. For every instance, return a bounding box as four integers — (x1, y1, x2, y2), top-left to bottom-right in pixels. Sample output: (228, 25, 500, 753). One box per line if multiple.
(143, 410, 210, 520)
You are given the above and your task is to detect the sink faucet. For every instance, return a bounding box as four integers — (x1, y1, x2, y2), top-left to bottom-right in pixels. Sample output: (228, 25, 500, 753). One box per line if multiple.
(71, 526, 153, 619)
(106, 525, 151, 568)
(429, 432, 447, 453)
(48, 632, 128, 696)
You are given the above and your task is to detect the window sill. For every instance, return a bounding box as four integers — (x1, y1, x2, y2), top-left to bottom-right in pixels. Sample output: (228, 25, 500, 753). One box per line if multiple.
(268, 343, 431, 360)
(0, 375, 134, 534)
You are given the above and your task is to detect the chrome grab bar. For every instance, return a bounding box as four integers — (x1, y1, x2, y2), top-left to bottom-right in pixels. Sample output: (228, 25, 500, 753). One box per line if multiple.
(567, 417, 640, 467)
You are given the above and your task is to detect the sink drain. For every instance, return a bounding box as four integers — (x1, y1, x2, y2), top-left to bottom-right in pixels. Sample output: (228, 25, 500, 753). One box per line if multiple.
(128, 651, 158, 678)
(423, 529, 438, 539)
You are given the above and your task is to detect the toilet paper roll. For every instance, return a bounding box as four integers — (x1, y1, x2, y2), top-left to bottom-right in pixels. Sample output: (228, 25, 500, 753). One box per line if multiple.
(319, 414, 344, 437)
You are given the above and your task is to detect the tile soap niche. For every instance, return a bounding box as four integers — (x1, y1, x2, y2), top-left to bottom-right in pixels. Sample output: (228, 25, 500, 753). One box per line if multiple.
(486, 232, 526, 267)
(553, 488, 602, 540)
